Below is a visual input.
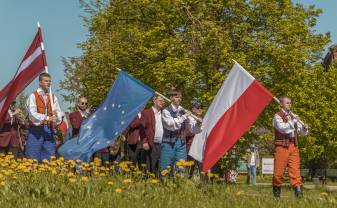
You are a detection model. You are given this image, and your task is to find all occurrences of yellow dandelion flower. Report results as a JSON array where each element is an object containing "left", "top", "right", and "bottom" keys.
[
  {"left": 185, "top": 161, "right": 195, "bottom": 167},
  {"left": 123, "top": 179, "right": 132, "bottom": 184},
  {"left": 107, "top": 181, "right": 114, "bottom": 186},
  {"left": 207, "top": 173, "right": 215, "bottom": 178},
  {"left": 236, "top": 191, "right": 244, "bottom": 196},
  {"left": 42, "top": 159, "right": 49, "bottom": 164},
  {"left": 69, "top": 178, "right": 76, "bottom": 183},
  {"left": 99, "top": 173, "right": 106, "bottom": 177},
  {"left": 67, "top": 172, "right": 75, "bottom": 178},
  {"left": 161, "top": 169, "right": 169, "bottom": 176},
  {"left": 115, "top": 188, "right": 123, "bottom": 193},
  {"left": 149, "top": 179, "right": 159, "bottom": 184},
  {"left": 81, "top": 176, "right": 89, "bottom": 182},
  {"left": 178, "top": 159, "right": 185, "bottom": 163},
  {"left": 320, "top": 192, "right": 329, "bottom": 197},
  {"left": 0, "top": 181, "right": 5, "bottom": 186}
]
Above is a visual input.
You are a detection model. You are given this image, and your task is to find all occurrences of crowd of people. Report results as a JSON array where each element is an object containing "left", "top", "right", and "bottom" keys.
[
  {"left": 0, "top": 72, "right": 204, "bottom": 177},
  {"left": 0, "top": 72, "right": 309, "bottom": 198}
]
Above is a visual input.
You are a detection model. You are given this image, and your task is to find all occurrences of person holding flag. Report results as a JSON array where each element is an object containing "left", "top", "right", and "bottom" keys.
[
  {"left": 160, "top": 88, "right": 202, "bottom": 174},
  {"left": 272, "top": 96, "right": 309, "bottom": 198},
  {"left": 26, "top": 73, "right": 63, "bottom": 162}
]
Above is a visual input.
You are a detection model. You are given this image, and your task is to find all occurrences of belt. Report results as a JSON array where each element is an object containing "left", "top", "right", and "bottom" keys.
[
  {"left": 288, "top": 137, "right": 296, "bottom": 144},
  {"left": 28, "top": 120, "right": 53, "bottom": 128}
]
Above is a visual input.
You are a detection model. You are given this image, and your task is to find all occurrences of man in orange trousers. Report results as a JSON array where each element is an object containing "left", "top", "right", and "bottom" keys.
[{"left": 272, "top": 96, "right": 308, "bottom": 198}]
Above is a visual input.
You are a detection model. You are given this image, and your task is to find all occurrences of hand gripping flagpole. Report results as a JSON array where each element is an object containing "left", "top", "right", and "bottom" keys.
[
  {"left": 231, "top": 59, "right": 306, "bottom": 126},
  {"left": 116, "top": 68, "right": 203, "bottom": 123},
  {"left": 38, "top": 22, "right": 55, "bottom": 114}
]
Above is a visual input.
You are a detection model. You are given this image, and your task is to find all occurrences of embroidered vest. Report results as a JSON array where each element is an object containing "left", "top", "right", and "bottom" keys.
[
  {"left": 33, "top": 91, "right": 54, "bottom": 117},
  {"left": 274, "top": 110, "right": 298, "bottom": 147}
]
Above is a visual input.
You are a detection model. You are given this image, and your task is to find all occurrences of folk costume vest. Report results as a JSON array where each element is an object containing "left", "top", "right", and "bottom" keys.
[
  {"left": 32, "top": 91, "right": 54, "bottom": 127},
  {"left": 162, "top": 105, "right": 186, "bottom": 143},
  {"left": 274, "top": 110, "right": 298, "bottom": 147}
]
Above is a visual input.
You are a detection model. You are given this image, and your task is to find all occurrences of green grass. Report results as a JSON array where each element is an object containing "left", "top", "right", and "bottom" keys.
[{"left": 0, "top": 173, "right": 336, "bottom": 208}]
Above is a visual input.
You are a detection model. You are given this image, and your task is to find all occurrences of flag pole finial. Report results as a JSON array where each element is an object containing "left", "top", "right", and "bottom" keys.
[{"left": 37, "top": 21, "right": 41, "bottom": 28}]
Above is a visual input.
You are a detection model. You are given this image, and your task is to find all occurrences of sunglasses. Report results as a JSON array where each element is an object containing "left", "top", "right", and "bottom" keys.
[{"left": 80, "top": 102, "right": 88, "bottom": 105}]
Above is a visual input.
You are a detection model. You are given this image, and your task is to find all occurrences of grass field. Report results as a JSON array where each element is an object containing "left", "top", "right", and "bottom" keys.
[{"left": 0, "top": 154, "right": 336, "bottom": 208}]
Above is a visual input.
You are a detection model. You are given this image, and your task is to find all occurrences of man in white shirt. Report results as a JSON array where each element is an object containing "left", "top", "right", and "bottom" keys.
[
  {"left": 272, "top": 96, "right": 308, "bottom": 198},
  {"left": 26, "top": 73, "right": 63, "bottom": 162},
  {"left": 160, "top": 89, "right": 202, "bottom": 174},
  {"left": 140, "top": 95, "right": 165, "bottom": 175}
]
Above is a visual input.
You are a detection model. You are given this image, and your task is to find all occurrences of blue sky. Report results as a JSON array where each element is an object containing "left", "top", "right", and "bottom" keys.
[
  {"left": 0, "top": 0, "right": 87, "bottom": 110},
  {"left": 0, "top": 0, "right": 336, "bottom": 110}
]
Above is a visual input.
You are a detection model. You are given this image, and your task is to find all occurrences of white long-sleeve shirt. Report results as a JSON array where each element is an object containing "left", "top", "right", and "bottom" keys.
[
  {"left": 26, "top": 88, "right": 63, "bottom": 126},
  {"left": 162, "top": 104, "right": 202, "bottom": 134},
  {"left": 152, "top": 107, "right": 164, "bottom": 143},
  {"left": 272, "top": 109, "right": 308, "bottom": 137},
  {"left": 187, "top": 115, "right": 203, "bottom": 134}
]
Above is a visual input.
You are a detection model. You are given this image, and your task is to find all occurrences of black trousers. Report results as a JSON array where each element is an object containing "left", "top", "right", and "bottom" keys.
[
  {"left": 128, "top": 142, "right": 144, "bottom": 167},
  {"left": 143, "top": 142, "right": 161, "bottom": 176},
  {"left": 0, "top": 146, "right": 20, "bottom": 158}
]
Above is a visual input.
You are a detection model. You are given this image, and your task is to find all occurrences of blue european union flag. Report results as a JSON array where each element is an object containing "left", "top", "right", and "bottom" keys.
[{"left": 58, "top": 71, "right": 155, "bottom": 162}]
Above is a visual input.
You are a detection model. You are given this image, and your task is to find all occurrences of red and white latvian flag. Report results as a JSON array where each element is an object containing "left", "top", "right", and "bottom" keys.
[
  {"left": 0, "top": 24, "right": 47, "bottom": 124},
  {"left": 189, "top": 61, "right": 274, "bottom": 172}
]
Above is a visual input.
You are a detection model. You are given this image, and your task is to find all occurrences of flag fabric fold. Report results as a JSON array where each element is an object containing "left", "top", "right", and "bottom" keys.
[
  {"left": 189, "top": 62, "right": 273, "bottom": 172},
  {"left": 0, "top": 27, "right": 46, "bottom": 124},
  {"left": 58, "top": 71, "right": 155, "bottom": 162}
]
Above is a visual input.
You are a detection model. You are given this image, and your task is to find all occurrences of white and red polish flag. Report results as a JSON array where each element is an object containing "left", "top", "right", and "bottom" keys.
[
  {"left": 0, "top": 25, "right": 47, "bottom": 124},
  {"left": 189, "top": 61, "right": 273, "bottom": 172}
]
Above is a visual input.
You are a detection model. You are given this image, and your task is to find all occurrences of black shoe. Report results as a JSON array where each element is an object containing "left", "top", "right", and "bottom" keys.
[
  {"left": 273, "top": 186, "right": 281, "bottom": 198},
  {"left": 294, "top": 185, "right": 303, "bottom": 198}
]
